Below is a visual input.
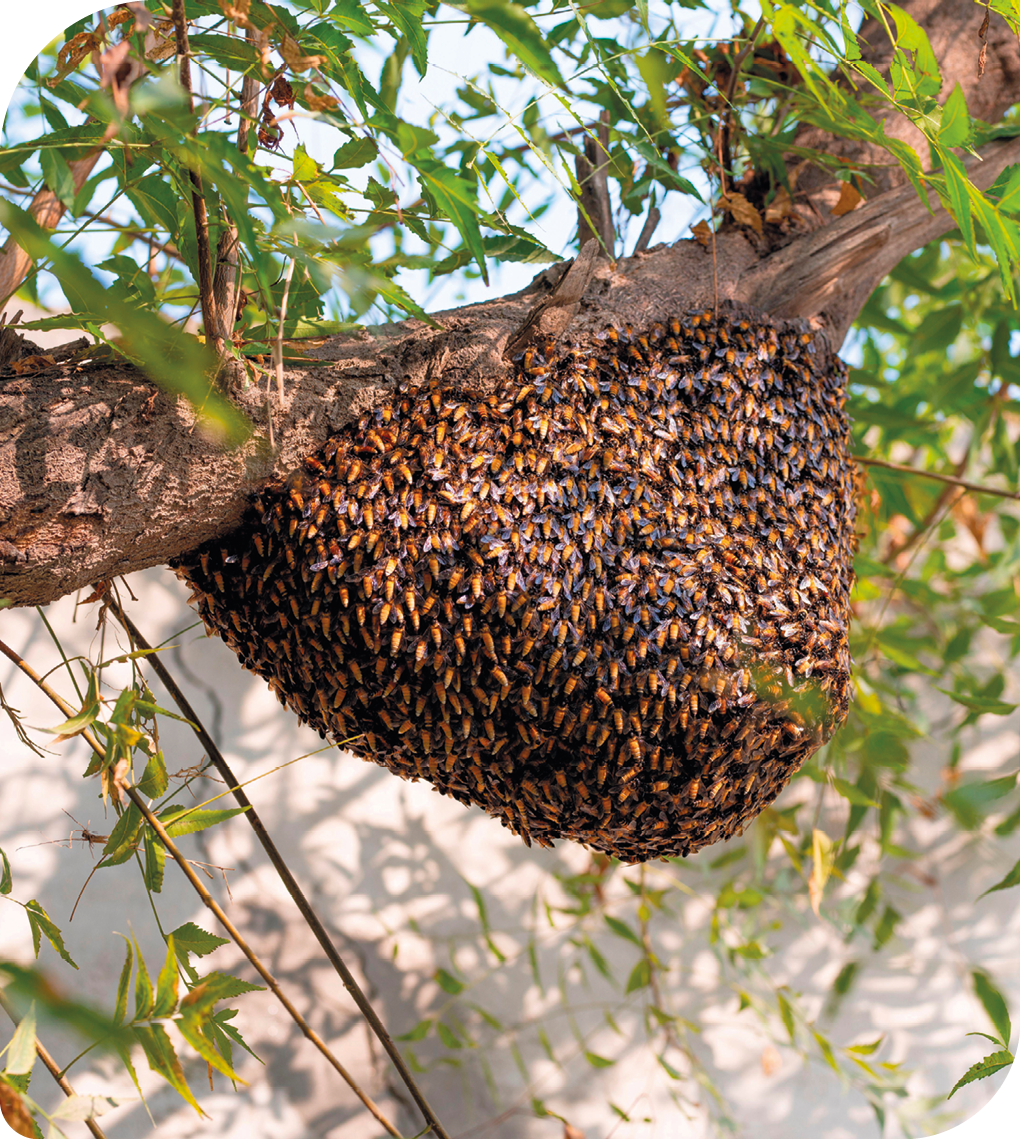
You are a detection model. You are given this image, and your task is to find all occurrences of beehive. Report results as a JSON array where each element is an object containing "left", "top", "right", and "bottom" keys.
[{"left": 173, "top": 309, "right": 856, "bottom": 861}]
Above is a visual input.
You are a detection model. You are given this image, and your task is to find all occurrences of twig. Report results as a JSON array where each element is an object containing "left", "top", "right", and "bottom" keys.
[
  {"left": 274, "top": 256, "right": 296, "bottom": 402},
  {"left": 632, "top": 199, "right": 660, "bottom": 256},
  {"left": 856, "top": 456, "right": 1019, "bottom": 503},
  {"left": 0, "top": 637, "right": 406, "bottom": 1139},
  {"left": 0, "top": 989, "right": 110, "bottom": 1139},
  {"left": 111, "top": 607, "right": 453, "bottom": 1139},
  {"left": 575, "top": 110, "right": 614, "bottom": 257},
  {"left": 170, "top": 0, "right": 219, "bottom": 353}
]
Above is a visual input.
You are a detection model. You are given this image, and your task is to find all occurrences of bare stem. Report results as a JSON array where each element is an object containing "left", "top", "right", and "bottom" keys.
[
  {"left": 0, "top": 989, "right": 110, "bottom": 1139},
  {"left": 856, "top": 455, "right": 1019, "bottom": 503},
  {"left": 171, "top": 0, "right": 219, "bottom": 354},
  {"left": 112, "top": 606, "right": 453, "bottom": 1139},
  {"left": 0, "top": 637, "right": 405, "bottom": 1139}
]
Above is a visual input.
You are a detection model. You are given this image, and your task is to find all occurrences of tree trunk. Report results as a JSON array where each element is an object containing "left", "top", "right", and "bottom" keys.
[{"left": 1, "top": 0, "right": 1017, "bottom": 609}]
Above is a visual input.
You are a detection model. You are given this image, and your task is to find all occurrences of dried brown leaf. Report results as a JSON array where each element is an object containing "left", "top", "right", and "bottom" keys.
[
  {"left": 720, "top": 191, "right": 763, "bottom": 235},
  {"left": 764, "top": 185, "right": 793, "bottom": 224},
  {"left": 0, "top": 1080, "right": 36, "bottom": 1138},
  {"left": 48, "top": 30, "right": 102, "bottom": 87},
  {"left": 563, "top": 1124, "right": 586, "bottom": 1139},
  {"left": 831, "top": 181, "right": 864, "bottom": 217},
  {"left": 691, "top": 219, "right": 711, "bottom": 247},
  {"left": 279, "top": 34, "right": 323, "bottom": 73},
  {"left": 302, "top": 87, "right": 340, "bottom": 112},
  {"left": 10, "top": 354, "right": 57, "bottom": 374}
]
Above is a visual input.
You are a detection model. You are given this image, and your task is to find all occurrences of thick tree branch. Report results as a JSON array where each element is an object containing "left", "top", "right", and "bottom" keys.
[
  {"left": 792, "top": 0, "right": 1020, "bottom": 216},
  {"left": 1, "top": 0, "right": 1017, "bottom": 610}
]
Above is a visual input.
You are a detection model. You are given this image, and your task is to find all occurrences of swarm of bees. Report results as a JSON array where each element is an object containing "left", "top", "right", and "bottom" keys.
[{"left": 174, "top": 310, "right": 856, "bottom": 861}]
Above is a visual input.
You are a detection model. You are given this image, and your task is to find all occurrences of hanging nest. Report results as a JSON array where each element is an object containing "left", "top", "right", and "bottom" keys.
[{"left": 173, "top": 308, "right": 856, "bottom": 862}]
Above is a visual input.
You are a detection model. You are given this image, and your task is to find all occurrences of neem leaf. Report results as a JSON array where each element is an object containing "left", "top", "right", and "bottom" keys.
[
  {"left": 25, "top": 900, "right": 78, "bottom": 969},
  {"left": 936, "top": 688, "right": 1018, "bottom": 716},
  {"left": 453, "top": 0, "right": 563, "bottom": 88},
  {"left": 981, "top": 857, "right": 1020, "bottom": 898},
  {"left": 0, "top": 846, "right": 11, "bottom": 895},
  {"left": 939, "top": 84, "right": 970, "bottom": 148},
  {"left": 948, "top": 1049, "right": 1013, "bottom": 1098},
  {"left": 170, "top": 922, "right": 229, "bottom": 959},
  {"left": 43, "top": 668, "right": 100, "bottom": 739},
  {"left": 5, "top": 1002, "right": 37, "bottom": 1076},
  {"left": 973, "top": 971, "right": 1012, "bottom": 1049},
  {"left": 157, "top": 806, "right": 249, "bottom": 838}
]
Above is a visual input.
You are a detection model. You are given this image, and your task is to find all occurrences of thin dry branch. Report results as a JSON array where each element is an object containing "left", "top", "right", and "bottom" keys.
[{"left": 857, "top": 455, "right": 1019, "bottom": 502}]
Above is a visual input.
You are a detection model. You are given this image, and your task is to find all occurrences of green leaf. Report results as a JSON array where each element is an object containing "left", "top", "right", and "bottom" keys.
[
  {"left": 332, "top": 137, "right": 378, "bottom": 169},
  {"left": 134, "top": 938, "right": 154, "bottom": 1021},
  {"left": 39, "top": 147, "right": 76, "bottom": 209},
  {"left": 812, "top": 1028, "right": 839, "bottom": 1072},
  {"left": 157, "top": 806, "right": 249, "bottom": 838},
  {"left": 777, "top": 991, "right": 795, "bottom": 1042},
  {"left": 4, "top": 1002, "right": 37, "bottom": 1076},
  {"left": 180, "top": 972, "right": 263, "bottom": 1012},
  {"left": 137, "top": 751, "right": 168, "bottom": 799},
  {"left": 936, "top": 688, "right": 1018, "bottom": 716},
  {"left": 0, "top": 846, "right": 11, "bottom": 895},
  {"left": 114, "top": 940, "right": 133, "bottom": 1025},
  {"left": 397, "top": 1019, "right": 432, "bottom": 1042},
  {"left": 133, "top": 1023, "right": 201, "bottom": 1112},
  {"left": 981, "top": 857, "right": 1020, "bottom": 897},
  {"left": 142, "top": 827, "right": 165, "bottom": 894},
  {"left": 170, "top": 923, "right": 229, "bottom": 961},
  {"left": 942, "top": 775, "right": 1017, "bottom": 829},
  {"left": 435, "top": 968, "right": 465, "bottom": 995},
  {"left": 377, "top": 1, "right": 429, "bottom": 76},
  {"left": 939, "top": 84, "right": 970, "bottom": 148},
  {"left": 25, "top": 901, "right": 77, "bottom": 969},
  {"left": 152, "top": 938, "right": 179, "bottom": 1018},
  {"left": 973, "top": 972, "right": 1012, "bottom": 1048},
  {"left": 948, "top": 1049, "right": 1013, "bottom": 1098},
  {"left": 43, "top": 668, "right": 100, "bottom": 739},
  {"left": 436, "top": 1021, "right": 462, "bottom": 1049},
  {"left": 605, "top": 915, "right": 642, "bottom": 945},
  {"left": 454, "top": 0, "right": 565, "bottom": 88},
  {"left": 831, "top": 777, "right": 879, "bottom": 808},
  {"left": 872, "top": 905, "right": 901, "bottom": 950},
  {"left": 625, "top": 959, "right": 652, "bottom": 993},
  {"left": 584, "top": 1050, "right": 615, "bottom": 1068},
  {"left": 846, "top": 1036, "right": 884, "bottom": 1056},
  {"left": 98, "top": 803, "right": 144, "bottom": 868}
]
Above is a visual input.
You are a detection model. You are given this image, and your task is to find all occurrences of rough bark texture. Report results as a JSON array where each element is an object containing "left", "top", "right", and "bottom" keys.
[{"left": 1, "top": 0, "right": 1017, "bottom": 608}]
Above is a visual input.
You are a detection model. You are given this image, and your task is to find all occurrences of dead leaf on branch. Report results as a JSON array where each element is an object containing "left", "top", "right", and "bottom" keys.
[
  {"left": 48, "top": 30, "right": 102, "bottom": 86},
  {"left": 691, "top": 219, "right": 711, "bottom": 247},
  {"left": 719, "top": 191, "right": 763, "bottom": 235},
  {"left": 563, "top": 1124, "right": 586, "bottom": 1139},
  {"left": 765, "top": 185, "right": 794, "bottom": 224},
  {"left": 302, "top": 86, "right": 340, "bottom": 112},
  {"left": 279, "top": 33, "right": 324, "bottom": 73},
  {"left": 9, "top": 354, "right": 57, "bottom": 374},
  {"left": 0, "top": 1081, "right": 36, "bottom": 1139},
  {"left": 831, "top": 181, "right": 864, "bottom": 217}
]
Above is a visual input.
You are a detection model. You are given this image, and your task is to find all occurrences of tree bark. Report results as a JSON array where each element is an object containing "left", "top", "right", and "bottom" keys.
[{"left": 1, "top": 0, "right": 1017, "bottom": 609}]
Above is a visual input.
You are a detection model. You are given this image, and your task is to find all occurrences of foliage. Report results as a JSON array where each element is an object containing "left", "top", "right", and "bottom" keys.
[{"left": 1, "top": 0, "right": 1019, "bottom": 1136}]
